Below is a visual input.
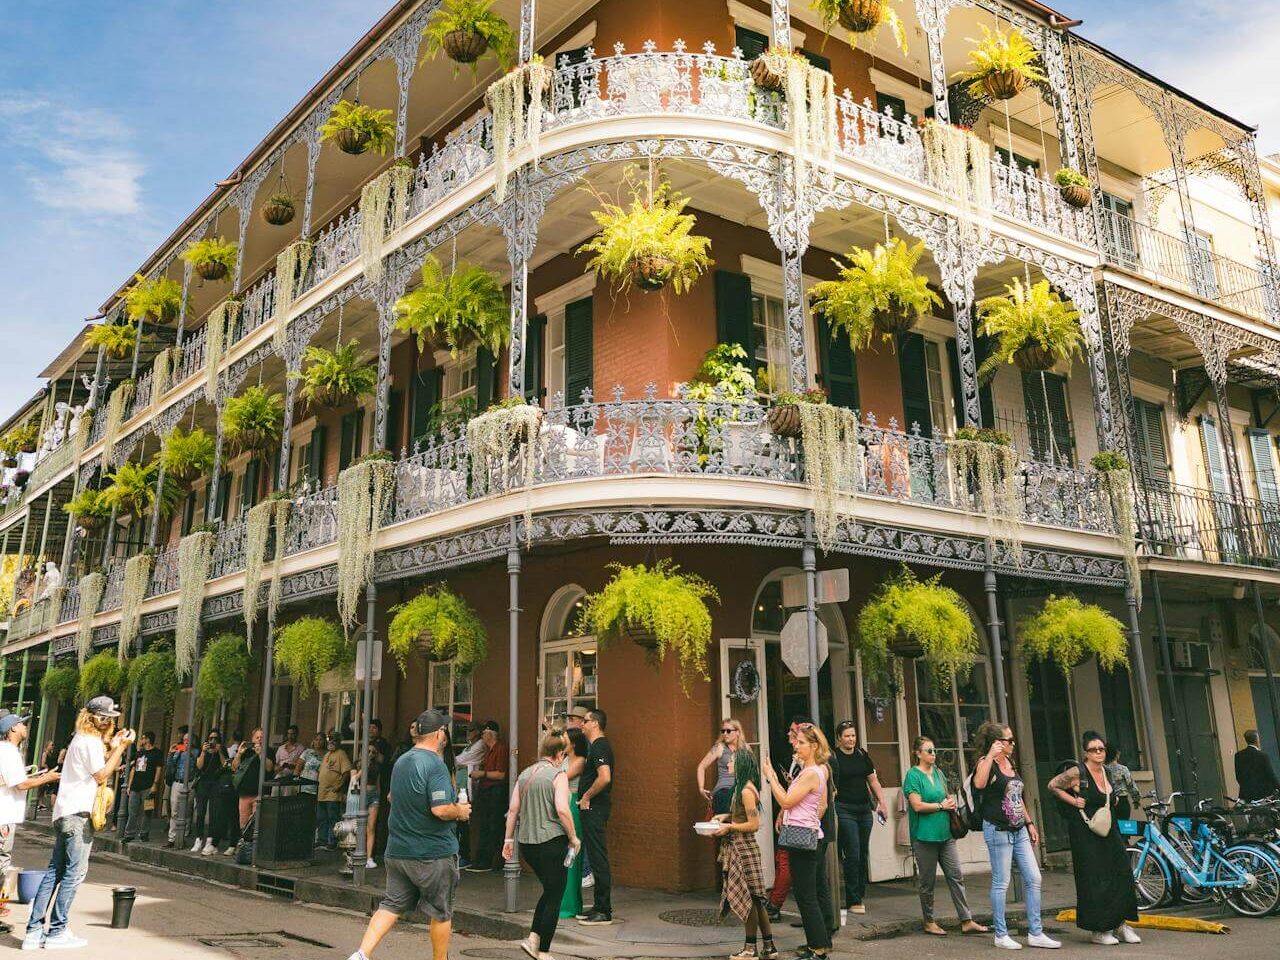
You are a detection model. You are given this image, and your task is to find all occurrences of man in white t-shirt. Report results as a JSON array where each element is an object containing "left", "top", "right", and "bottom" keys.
[
  {"left": 22, "top": 697, "right": 133, "bottom": 952},
  {"left": 0, "top": 714, "right": 59, "bottom": 932}
]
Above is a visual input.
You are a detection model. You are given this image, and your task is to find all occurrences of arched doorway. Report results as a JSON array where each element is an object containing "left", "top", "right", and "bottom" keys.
[{"left": 538, "top": 585, "right": 598, "bottom": 723}]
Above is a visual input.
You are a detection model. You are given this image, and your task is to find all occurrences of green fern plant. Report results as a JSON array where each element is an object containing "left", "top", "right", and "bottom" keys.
[
  {"left": 1, "top": 422, "right": 39, "bottom": 457},
  {"left": 180, "top": 237, "right": 238, "bottom": 278},
  {"left": 160, "top": 427, "right": 215, "bottom": 484},
  {"left": 423, "top": 0, "right": 517, "bottom": 74},
  {"left": 274, "top": 617, "right": 351, "bottom": 697},
  {"left": 1053, "top": 168, "right": 1089, "bottom": 188},
  {"left": 101, "top": 459, "right": 183, "bottom": 519},
  {"left": 41, "top": 664, "right": 80, "bottom": 704},
  {"left": 223, "top": 386, "right": 285, "bottom": 455},
  {"left": 86, "top": 321, "right": 138, "bottom": 360},
  {"left": 195, "top": 633, "right": 255, "bottom": 714},
  {"left": 394, "top": 255, "right": 509, "bottom": 356},
  {"left": 127, "top": 646, "right": 180, "bottom": 708},
  {"left": 64, "top": 488, "right": 112, "bottom": 529},
  {"left": 976, "top": 278, "right": 1083, "bottom": 382},
  {"left": 1091, "top": 451, "right": 1130, "bottom": 473},
  {"left": 956, "top": 25, "right": 1046, "bottom": 99},
  {"left": 387, "top": 584, "right": 488, "bottom": 674},
  {"left": 808, "top": 238, "right": 941, "bottom": 347},
  {"left": 79, "top": 651, "right": 127, "bottom": 700},
  {"left": 293, "top": 341, "right": 378, "bottom": 408},
  {"left": 1017, "top": 595, "right": 1129, "bottom": 682},
  {"left": 320, "top": 100, "right": 396, "bottom": 156},
  {"left": 125, "top": 273, "right": 183, "bottom": 324}
]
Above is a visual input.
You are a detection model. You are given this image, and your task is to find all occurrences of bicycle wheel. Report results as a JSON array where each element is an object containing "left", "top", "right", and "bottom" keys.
[
  {"left": 1129, "top": 845, "right": 1170, "bottom": 910},
  {"left": 1217, "top": 844, "right": 1280, "bottom": 917}
]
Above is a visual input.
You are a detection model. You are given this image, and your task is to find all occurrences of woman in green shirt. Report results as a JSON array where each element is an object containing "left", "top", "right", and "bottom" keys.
[{"left": 903, "top": 737, "right": 987, "bottom": 936}]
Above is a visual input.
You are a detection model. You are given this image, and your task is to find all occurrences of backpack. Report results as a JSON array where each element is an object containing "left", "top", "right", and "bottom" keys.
[{"left": 957, "top": 772, "right": 983, "bottom": 832}]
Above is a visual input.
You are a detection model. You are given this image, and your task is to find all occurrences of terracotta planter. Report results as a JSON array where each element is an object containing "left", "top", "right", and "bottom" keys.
[
  {"left": 838, "top": 0, "right": 884, "bottom": 32},
  {"left": 262, "top": 198, "right": 295, "bottom": 226},
  {"left": 76, "top": 514, "right": 105, "bottom": 534},
  {"left": 767, "top": 404, "right": 804, "bottom": 438},
  {"left": 443, "top": 29, "right": 489, "bottom": 64},
  {"left": 630, "top": 254, "right": 674, "bottom": 292},
  {"left": 619, "top": 621, "right": 659, "bottom": 650},
  {"left": 1059, "top": 183, "right": 1091, "bottom": 209},
  {"left": 334, "top": 126, "right": 372, "bottom": 155},
  {"left": 872, "top": 306, "right": 917, "bottom": 336},
  {"left": 750, "top": 57, "right": 784, "bottom": 92},
  {"left": 982, "top": 70, "right": 1026, "bottom": 101},
  {"left": 1013, "top": 341, "right": 1057, "bottom": 372},
  {"left": 194, "top": 260, "right": 229, "bottom": 282}
]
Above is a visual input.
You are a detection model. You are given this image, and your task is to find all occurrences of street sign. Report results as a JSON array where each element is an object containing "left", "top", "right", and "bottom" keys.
[
  {"left": 354, "top": 640, "right": 383, "bottom": 682},
  {"left": 781, "top": 569, "right": 850, "bottom": 608},
  {"left": 780, "top": 612, "right": 828, "bottom": 676}
]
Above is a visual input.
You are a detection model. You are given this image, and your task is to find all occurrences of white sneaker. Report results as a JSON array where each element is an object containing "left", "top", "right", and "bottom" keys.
[
  {"left": 1115, "top": 926, "right": 1141, "bottom": 944},
  {"left": 365, "top": 858, "right": 377, "bottom": 869},
  {"left": 20, "top": 931, "right": 44, "bottom": 951},
  {"left": 44, "top": 931, "right": 89, "bottom": 950},
  {"left": 202, "top": 841, "right": 216, "bottom": 856},
  {"left": 346, "top": 952, "right": 369, "bottom": 960},
  {"left": 190, "top": 839, "right": 203, "bottom": 852},
  {"left": 223, "top": 846, "right": 236, "bottom": 856},
  {"left": 1091, "top": 932, "right": 1119, "bottom": 946},
  {"left": 994, "top": 935, "right": 1023, "bottom": 950},
  {"left": 1028, "top": 933, "right": 1061, "bottom": 949}
]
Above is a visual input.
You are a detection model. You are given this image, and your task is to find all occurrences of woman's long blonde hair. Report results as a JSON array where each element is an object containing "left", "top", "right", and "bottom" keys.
[
  {"left": 794, "top": 723, "right": 831, "bottom": 765},
  {"left": 74, "top": 709, "right": 115, "bottom": 742}
]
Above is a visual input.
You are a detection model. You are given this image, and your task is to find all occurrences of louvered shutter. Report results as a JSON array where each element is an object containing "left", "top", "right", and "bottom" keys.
[
  {"left": 898, "top": 333, "right": 932, "bottom": 435},
  {"left": 1250, "top": 430, "right": 1280, "bottom": 504},
  {"left": 242, "top": 459, "right": 261, "bottom": 512},
  {"left": 410, "top": 368, "right": 442, "bottom": 451},
  {"left": 1022, "top": 371, "right": 1075, "bottom": 465},
  {"left": 339, "top": 410, "right": 365, "bottom": 471},
  {"left": 1133, "top": 400, "right": 1170, "bottom": 487},
  {"left": 270, "top": 449, "right": 281, "bottom": 493},
  {"left": 714, "top": 271, "right": 754, "bottom": 363},
  {"left": 564, "top": 297, "right": 594, "bottom": 405},
  {"left": 308, "top": 425, "right": 327, "bottom": 487},
  {"left": 814, "top": 310, "right": 858, "bottom": 410},
  {"left": 181, "top": 492, "right": 195, "bottom": 536},
  {"left": 385, "top": 388, "right": 403, "bottom": 454},
  {"left": 475, "top": 347, "right": 496, "bottom": 411},
  {"left": 734, "top": 26, "right": 768, "bottom": 61},
  {"left": 946, "top": 338, "right": 965, "bottom": 428},
  {"left": 524, "top": 315, "right": 546, "bottom": 403},
  {"left": 1199, "top": 414, "right": 1229, "bottom": 495},
  {"left": 975, "top": 333, "right": 995, "bottom": 427},
  {"left": 216, "top": 471, "right": 231, "bottom": 522}
]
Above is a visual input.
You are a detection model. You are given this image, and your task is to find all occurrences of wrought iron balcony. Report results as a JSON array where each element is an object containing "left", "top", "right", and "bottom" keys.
[{"left": 1138, "top": 478, "right": 1280, "bottom": 568}]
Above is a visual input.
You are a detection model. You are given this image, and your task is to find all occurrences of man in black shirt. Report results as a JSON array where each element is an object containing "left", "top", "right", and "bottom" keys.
[
  {"left": 578, "top": 708, "right": 615, "bottom": 925},
  {"left": 1235, "top": 729, "right": 1280, "bottom": 801},
  {"left": 124, "top": 731, "right": 164, "bottom": 843}
]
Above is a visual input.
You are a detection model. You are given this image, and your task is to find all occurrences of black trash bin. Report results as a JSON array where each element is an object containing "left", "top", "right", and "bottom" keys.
[
  {"left": 111, "top": 887, "right": 136, "bottom": 929},
  {"left": 256, "top": 778, "right": 317, "bottom": 868}
]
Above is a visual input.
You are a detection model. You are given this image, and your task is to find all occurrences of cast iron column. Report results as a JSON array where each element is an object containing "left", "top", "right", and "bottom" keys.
[
  {"left": 802, "top": 514, "right": 820, "bottom": 720},
  {"left": 504, "top": 518, "right": 522, "bottom": 911}
]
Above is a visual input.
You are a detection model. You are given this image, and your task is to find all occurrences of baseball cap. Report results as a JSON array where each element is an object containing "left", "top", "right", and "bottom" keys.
[
  {"left": 413, "top": 709, "right": 449, "bottom": 736},
  {"left": 0, "top": 714, "right": 30, "bottom": 735},
  {"left": 482, "top": 720, "right": 501, "bottom": 733},
  {"left": 563, "top": 706, "right": 589, "bottom": 720},
  {"left": 86, "top": 696, "right": 121, "bottom": 718}
]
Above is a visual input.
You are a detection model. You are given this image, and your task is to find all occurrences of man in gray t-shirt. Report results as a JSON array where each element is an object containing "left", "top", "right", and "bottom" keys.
[{"left": 347, "top": 710, "right": 471, "bottom": 960}]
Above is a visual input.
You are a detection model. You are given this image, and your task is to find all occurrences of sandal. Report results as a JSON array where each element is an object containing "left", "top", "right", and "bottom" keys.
[
  {"left": 961, "top": 920, "right": 989, "bottom": 934},
  {"left": 924, "top": 922, "right": 947, "bottom": 936}
]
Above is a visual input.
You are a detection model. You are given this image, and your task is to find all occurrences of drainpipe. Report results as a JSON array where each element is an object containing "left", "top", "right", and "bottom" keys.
[
  {"left": 1249, "top": 582, "right": 1280, "bottom": 756},
  {"left": 504, "top": 517, "right": 522, "bottom": 912},
  {"left": 1149, "top": 573, "right": 1187, "bottom": 799},
  {"left": 802, "top": 514, "right": 820, "bottom": 721},
  {"left": 984, "top": 556, "right": 1010, "bottom": 727},
  {"left": 352, "top": 581, "right": 377, "bottom": 888},
  {"left": 1124, "top": 581, "right": 1165, "bottom": 798}
]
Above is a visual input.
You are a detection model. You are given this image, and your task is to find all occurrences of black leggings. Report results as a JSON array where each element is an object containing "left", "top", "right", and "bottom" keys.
[
  {"left": 523, "top": 835, "right": 570, "bottom": 951},
  {"left": 788, "top": 845, "right": 833, "bottom": 950}
]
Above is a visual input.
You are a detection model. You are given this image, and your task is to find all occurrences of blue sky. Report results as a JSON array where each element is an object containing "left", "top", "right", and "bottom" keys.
[{"left": 0, "top": 0, "right": 1275, "bottom": 415}]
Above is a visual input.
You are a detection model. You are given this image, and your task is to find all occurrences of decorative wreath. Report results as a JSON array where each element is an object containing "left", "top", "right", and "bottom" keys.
[{"left": 731, "top": 659, "right": 761, "bottom": 703}]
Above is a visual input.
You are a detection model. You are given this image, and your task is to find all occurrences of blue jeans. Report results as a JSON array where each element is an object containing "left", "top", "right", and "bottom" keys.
[
  {"left": 836, "top": 803, "right": 874, "bottom": 907},
  {"left": 317, "top": 800, "right": 341, "bottom": 847},
  {"left": 982, "top": 822, "right": 1042, "bottom": 938},
  {"left": 26, "top": 814, "right": 95, "bottom": 939}
]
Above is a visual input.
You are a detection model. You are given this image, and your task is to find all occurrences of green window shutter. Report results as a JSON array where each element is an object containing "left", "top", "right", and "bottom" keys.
[
  {"left": 385, "top": 388, "right": 403, "bottom": 454},
  {"left": 564, "top": 297, "right": 594, "bottom": 405},
  {"left": 181, "top": 492, "right": 195, "bottom": 536},
  {"left": 800, "top": 49, "right": 830, "bottom": 73},
  {"left": 714, "top": 271, "right": 754, "bottom": 361},
  {"left": 1133, "top": 400, "right": 1170, "bottom": 487},
  {"left": 875, "top": 92, "right": 910, "bottom": 123},
  {"left": 1021, "top": 371, "right": 1075, "bottom": 465},
  {"left": 734, "top": 26, "right": 768, "bottom": 61},
  {"left": 898, "top": 333, "right": 932, "bottom": 436},
  {"left": 815, "top": 310, "right": 859, "bottom": 410},
  {"left": 1250, "top": 429, "right": 1280, "bottom": 505},
  {"left": 216, "top": 471, "right": 231, "bottom": 522},
  {"left": 975, "top": 334, "right": 995, "bottom": 427},
  {"left": 308, "top": 425, "right": 327, "bottom": 487},
  {"left": 1199, "top": 414, "right": 1229, "bottom": 495},
  {"left": 524, "top": 315, "right": 546, "bottom": 403},
  {"left": 339, "top": 410, "right": 365, "bottom": 471},
  {"left": 945, "top": 338, "right": 964, "bottom": 430},
  {"left": 410, "top": 368, "right": 442, "bottom": 450},
  {"left": 475, "top": 347, "right": 496, "bottom": 411},
  {"left": 269, "top": 449, "right": 281, "bottom": 493},
  {"left": 242, "top": 460, "right": 261, "bottom": 512}
]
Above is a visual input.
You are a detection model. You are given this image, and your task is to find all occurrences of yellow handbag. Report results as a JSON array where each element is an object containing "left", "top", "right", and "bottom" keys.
[{"left": 90, "top": 783, "right": 114, "bottom": 831}]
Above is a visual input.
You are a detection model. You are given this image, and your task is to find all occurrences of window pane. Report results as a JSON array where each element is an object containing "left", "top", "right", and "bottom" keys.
[
  {"left": 924, "top": 340, "right": 947, "bottom": 434},
  {"left": 862, "top": 668, "right": 901, "bottom": 785}
]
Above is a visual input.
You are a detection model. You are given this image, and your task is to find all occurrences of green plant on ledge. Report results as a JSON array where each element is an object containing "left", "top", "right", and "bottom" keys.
[
  {"left": 856, "top": 565, "right": 979, "bottom": 690},
  {"left": 86, "top": 320, "right": 138, "bottom": 361},
  {"left": 580, "top": 560, "right": 720, "bottom": 693},
  {"left": 160, "top": 426, "right": 216, "bottom": 485},
  {"left": 1, "top": 422, "right": 39, "bottom": 459},
  {"left": 394, "top": 255, "right": 510, "bottom": 357},
  {"left": 180, "top": 237, "right": 238, "bottom": 282},
  {"left": 321, "top": 99, "right": 396, "bottom": 156},
  {"left": 423, "top": 0, "right": 517, "bottom": 74},
  {"left": 125, "top": 273, "right": 183, "bottom": 325},
  {"left": 223, "top": 386, "right": 285, "bottom": 455},
  {"left": 195, "top": 633, "right": 254, "bottom": 714},
  {"left": 1053, "top": 168, "right": 1092, "bottom": 209},
  {"left": 79, "top": 651, "right": 126, "bottom": 700},
  {"left": 952, "top": 426, "right": 1011, "bottom": 446},
  {"left": 293, "top": 341, "right": 378, "bottom": 409},
  {"left": 41, "top": 664, "right": 80, "bottom": 704},
  {"left": 1016, "top": 595, "right": 1129, "bottom": 682},
  {"left": 64, "top": 488, "right": 111, "bottom": 532},
  {"left": 955, "top": 25, "right": 1046, "bottom": 101},
  {"left": 127, "top": 645, "right": 180, "bottom": 709},
  {"left": 976, "top": 278, "right": 1082, "bottom": 383},
  {"left": 388, "top": 584, "right": 488, "bottom": 675},
  {"left": 811, "top": 0, "right": 908, "bottom": 54},
  {"left": 809, "top": 238, "right": 941, "bottom": 346},
  {"left": 101, "top": 459, "right": 183, "bottom": 520},
  {"left": 274, "top": 616, "right": 351, "bottom": 697}
]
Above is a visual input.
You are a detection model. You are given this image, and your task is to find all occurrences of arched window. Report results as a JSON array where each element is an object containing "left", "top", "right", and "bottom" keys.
[
  {"left": 912, "top": 597, "right": 992, "bottom": 785},
  {"left": 540, "top": 585, "right": 596, "bottom": 723}
]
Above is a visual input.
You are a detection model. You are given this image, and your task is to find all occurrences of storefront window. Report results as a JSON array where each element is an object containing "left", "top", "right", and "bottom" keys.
[
  {"left": 429, "top": 659, "right": 473, "bottom": 759},
  {"left": 541, "top": 587, "right": 597, "bottom": 723},
  {"left": 915, "top": 657, "right": 991, "bottom": 787}
]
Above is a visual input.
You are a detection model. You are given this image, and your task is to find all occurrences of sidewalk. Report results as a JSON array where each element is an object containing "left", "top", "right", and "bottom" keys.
[{"left": 20, "top": 818, "right": 1078, "bottom": 957}]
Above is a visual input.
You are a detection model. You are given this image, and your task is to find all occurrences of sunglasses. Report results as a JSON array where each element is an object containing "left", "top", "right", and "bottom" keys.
[
  {"left": 721, "top": 728, "right": 736, "bottom": 734},
  {"left": 1085, "top": 745, "right": 1106, "bottom": 753},
  {"left": 921, "top": 747, "right": 936, "bottom": 754}
]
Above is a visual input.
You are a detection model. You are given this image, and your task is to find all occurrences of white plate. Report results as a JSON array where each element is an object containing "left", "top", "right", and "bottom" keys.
[{"left": 693, "top": 821, "right": 721, "bottom": 836}]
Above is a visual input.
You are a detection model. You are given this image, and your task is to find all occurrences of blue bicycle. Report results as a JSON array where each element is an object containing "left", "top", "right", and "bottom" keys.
[{"left": 1122, "top": 792, "right": 1280, "bottom": 917}]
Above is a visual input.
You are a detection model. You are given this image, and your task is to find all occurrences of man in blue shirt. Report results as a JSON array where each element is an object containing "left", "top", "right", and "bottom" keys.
[{"left": 348, "top": 709, "right": 471, "bottom": 960}]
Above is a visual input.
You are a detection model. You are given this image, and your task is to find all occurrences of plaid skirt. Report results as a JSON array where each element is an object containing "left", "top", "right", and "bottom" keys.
[{"left": 719, "top": 830, "right": 766, "bottom": 921}]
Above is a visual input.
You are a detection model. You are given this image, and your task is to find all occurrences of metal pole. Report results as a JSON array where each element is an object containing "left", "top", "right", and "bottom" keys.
[
  {"left": 28, "top": 641, "right": 52, "bottom": 805},
  {"left": 1124, "top": 581, "right": 1165, "bottom": 798},
  {"left": 15, "top": 650, "right": 30, "bottom": 719},
  {"left": 504, "top": 518, "right": 522, "bottom": 912},
  {"left": 802, "top": 514, "right": 820, "bottom": 720},
  {"left": 0, "top": 657, "right": 7, "bottom": 710},
  {"left": 252, "top": 616, "right": 274, "bottom": 861},
  {"left": 1249, "top": 582, "right": 1280, "bottom": 755},
  {"left": 353, "top": 580, "right": 376, "bottom": 887},
  {"left": 177, "top": 623, "right": 202, "bottom": 850},
  {"left": 985, "top": 561, "right": 1010, "bottom": 726},
  {"left": 1148, "top": 572, "right": 1186, "bottom": 797}
]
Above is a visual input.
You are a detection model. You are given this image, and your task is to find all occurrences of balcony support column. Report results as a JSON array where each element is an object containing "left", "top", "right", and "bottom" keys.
[
  {"left": 1149, "top": 572, "right": 1188, "bottom": 795},
  {"left": 1202, "top": 339, "right": 1254, "bottom": 557},
  {"left": 374, "top": 287, "right": 398, "bottom": 450},
  {"left": 206, "top": 407, "right": 226, "bottom": 524},
  {"left": 1248, "top": 581, "right": 1280, "bottom": 764},
  {"left": 914, "top": 0, "right": 951, "bottom": 125},
  {"left": 771, "top": 156, "right": 810, "bottom": 391},
  {"left": 769, "top": 0, "right": 791, "bottom": 51},
  {"left": 501, "top": 172, "right": 536, "bottom": 400},
  {"left": 952, "top": 298, "right": 981, "bottom": 428},
  {"left": 518, "top": 0, "right": 537, "bottom": 63},
  {"left": 278, "top": 373, "right": 299, "bottom": 492},
  {"left": 504, "top": 517, "right": 522, "bottom": 911},
  {"left": 1156, "top": 95, "right": 1201, "bottom": 266},
  {"left": 175, "top": 262, "right": 193, "bottom": 353},
  {"left": 1123, "top": 580, "right": 1165, "bottom": 799},
  {"left": 983, "top": 562, "right": 1008, "bottom": 726}
]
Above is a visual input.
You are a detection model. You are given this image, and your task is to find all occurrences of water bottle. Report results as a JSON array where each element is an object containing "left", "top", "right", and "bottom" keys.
[
  {"left": 564, "top": 844, "right": 579, "bottom": 868},
  {"left": 458, "top": 787, "right": 468, "bottom": 805}
]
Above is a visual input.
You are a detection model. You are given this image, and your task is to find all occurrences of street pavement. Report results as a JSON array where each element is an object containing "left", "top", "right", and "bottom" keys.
[{"left": 4, "top": 836, "right": 1279, "bottom": 959}]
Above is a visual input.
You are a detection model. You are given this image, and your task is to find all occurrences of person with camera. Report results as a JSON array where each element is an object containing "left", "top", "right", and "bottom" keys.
[{"left": 191, "top": 730, "right": 231, "bottom": 855}]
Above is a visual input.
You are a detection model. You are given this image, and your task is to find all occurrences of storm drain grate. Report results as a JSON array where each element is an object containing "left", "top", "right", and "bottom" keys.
[
  {"left": 658, "top": 908, "right": 725, "bottom": 927},
  {"left": 199, "top": 935, "right": 283, "bottom": 949},
  {"left": 255, "top": 873, "right": 296, "bottom": 898}
]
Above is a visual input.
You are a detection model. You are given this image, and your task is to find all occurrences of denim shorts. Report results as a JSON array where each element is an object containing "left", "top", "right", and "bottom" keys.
[{"left": 381, "top": 855, "right": 459, "bottom": 920}]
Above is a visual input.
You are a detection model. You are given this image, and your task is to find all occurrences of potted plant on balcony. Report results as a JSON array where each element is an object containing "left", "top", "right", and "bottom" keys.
[
  {"left": 976, "top": 277, "right": 1083, "bottom": 380},
  {"left": 680, "top": 344, "right": 758, "bottom": 468},
  {"left": 388, "top": 583, "right": 488, "bottom": 673},
  {"left": 12, "top": 421, "right": 38, "bottom": 455},
  {"left": 86, "top": 320, "right": 138, "bottom": 361},
  {"left": 159, "top": 426, "right": 215, "bottom": 486},
  {"left": 321, "top": 99, "right": 396, "bottom": 156},
  {"left": 394, "top": 255, "right": 510, "bottom": 356},
  {"left": 812, "top": 0, "right": 908, "bottom": 53},
  {"left": 856, "top": 565, "right": 979, "bottom": 689},
  {"left": 125, "top": 273, "right": 183, "bottom": 325},
  {"left": 274, "top": 616, "right": 351, "bottom": 697},
  {"left": 767, "top": 387, "right": 829, "bottom": 438},
  {"left": 101, "top": 459, "right": 182, "bottom": 521},
  {"left": 581, "top": 560, "right": 720, "bottom": 693},
  {"left": 1017, "top": 595, "right": 1128, "bottom": 682},
  {"left": 1053, "top": 168, "right": 1091, "bottom": 209},
  {"left": 809, "top": 237, "right": 942, "bottom": 342},
  {"left": 423, "top": 0, "right": 517, "bottom": 73},
  {"left": 261, "top": 192, "right": 295, "bottom": 226},
  {"left": 40, "top": 663, "right": 80, "bottom": 705},
  {"left": 956, "top": 25, "right": 1046, "bottom": 101},
  {"left": 127, "top": 645, "right": 180, "bottom": 710},
  {"left": 578, "top": 172, "right": 713, "bottom": 295},
  {"left": 64, "top": 488, "right": 111, "bottom": 533},
  {"left": 222, "top": 386, "right": 285, "bottom": 456},
  {"left": 195, "top": 633, "right": 255, "bottom": 710},
  {"left": 180, "top": 236, "right": 238, "bottom": 282},
  {"left": 1092, "top": 450, "right": 1138, "bottom": 590},
  {"left": 947, "top": 425, "right": 1022, "bottom": 557},
  {"left": 294, "top": 341, "right": 378, "bottom": 408},
  {"left": 79, "top": 651, "right": 126, "bottom": 700}
]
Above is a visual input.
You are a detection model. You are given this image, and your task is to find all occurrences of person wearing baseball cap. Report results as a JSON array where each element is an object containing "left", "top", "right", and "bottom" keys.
[
  {"left": 347, "top": 709, "right": 471, "bottom": 960},
  {"left": 561, "top": 706, "right": 589, "bottom": 731},
  {"left": 0, "top": 714, "right": 58, "bottom": 932},
  {"left": 23, "top": 698, "right": 133, "bottom": 951}
]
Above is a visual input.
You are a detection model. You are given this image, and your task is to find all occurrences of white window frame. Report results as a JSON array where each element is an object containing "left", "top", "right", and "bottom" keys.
[
  {"left": 438, "top": 346, "right": 480, "bottom": 403},
  {"left": 727, "top": 0, "right": 806, "bottom": 48},
  {"left": 534, "top": 273, "right": 596, "bottom": 404},
  {"left": 538, "top": 585, "right": 598, "bottom": 723},
  {"left": 428, "top": 659, "right": 474, "bottom": 760}
]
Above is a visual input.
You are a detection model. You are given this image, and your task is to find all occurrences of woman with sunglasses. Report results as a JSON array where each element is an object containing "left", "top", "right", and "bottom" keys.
[
  {"left": 1046, "top": 732, "right": 1140, "bottom": 946},
  {"left": 972, "top": 721, "right": 1059, "bottom": 950},
  {"left": 830, "top": 720, "right": 887, "bottom": 915},
  {"left": 697, "top": 719, "right": 744, "bottom": 815},
  {"left": 904, "top": 736, "right": 987, "bottom": 936}
]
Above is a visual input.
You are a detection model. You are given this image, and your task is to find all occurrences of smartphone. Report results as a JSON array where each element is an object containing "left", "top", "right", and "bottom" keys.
[{"left": 876, "top": 811, "right": 887, "bottom": 826}]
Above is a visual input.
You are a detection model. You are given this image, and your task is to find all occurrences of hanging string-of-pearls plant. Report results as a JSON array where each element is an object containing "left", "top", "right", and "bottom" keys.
[
  {"left": 273, "top": 241, "right": 313, "bottom": 350},
  {"left": 486, "top": 58, "right": 552, "bottom": 204},
  {"left": 205, "top": 298, "right": 242, "bottom": 402},
  {"left": 336, "top": 458, "right": 396, "bottom": 629},
  {"left": 75, "top": 571, "right": 105, "bottom": 665},
  {"left": 466, "top": 403, "right": 544, "bottom": 539},
  {"left": 758, "top": 51, "right": 836, "bottom": 207},
  {"left": 151, "top": 347, "right": 172, "bottom": 408},
  {"left": 795, "top": 403, "right": 860, "bottom": 552},
  {"left": 119, "top": 552, "right": 153, "bottom": 660},
  {"left": 947, "top": 436, "right": 1022, "bottom": 563},
  {"left": 242, "top": 498, "right": 274, "bottom": 633},
  {"left": 1099, "top": 465, "right": 1139, "bottom": 604},
  {"left": 266, "top": 497, "right": 291, "bottom": 625},
  {"left": 359, "top": 162, "right": 413, "bottom": 283},
  {"left": 72, "top": 410, "right": 94, "bottom": 467},
  {"left": 175, "top": 530, "right": 216, "bottom": 676},
  {"left": 101, "top": 380, "right": 135, "bottom": 466},
  {"left": 921, "top": 122, "right": 992, "bottom": 244}
]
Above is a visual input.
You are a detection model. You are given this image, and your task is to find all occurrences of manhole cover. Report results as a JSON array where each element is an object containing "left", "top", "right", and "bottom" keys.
[
  {"left": 199, "top": 935, "right": 283, "bottom": 949},
  {"left": 658, "top": 908, "right": 725, "bottom": 927}
]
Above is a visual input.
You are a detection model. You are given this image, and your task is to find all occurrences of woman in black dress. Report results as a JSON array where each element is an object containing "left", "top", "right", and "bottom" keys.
[{"left": 1047, "top": 731, "right": 1141, "bottom": 946}]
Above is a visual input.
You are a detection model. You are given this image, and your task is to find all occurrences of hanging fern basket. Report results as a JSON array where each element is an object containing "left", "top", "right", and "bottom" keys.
[
  {"left": 983, "top": 70, "right": 1026, "bottom": 101},
  {"left": 335, "top": 127, "right": 372, "bottom": 155},
  {"left": 1059, "top": 183, "right": 1091, "bottom": 209},
  {"left": 872, "top": 306, "right": 918, "bottom": 336},
  {"left": 262, "top": 196, "right": 295, "bottom": 226},
  {"left": 168, "top": 463, "right": 202, "bottom": 486},
  {"left": 76, "top": 514, "right": 105, "bottom": 534},
  {"left": 629, "top": 254, "right": 675, "bottom": 292},
  {"left": 1013, "top": 341, "right": 1057, "bottom": 372},
  {"left": 1, "top": 455, "right": 16, "bottom": 469},
  {"left": 195, "top": 260, "right": 229, "bottom": 281},
  {"left": 234, "top": 429, "right": 277, "bottom": 456},
  {"left": 443, "top": 28, "right": 489, "bottom": 64},
  {"left": 147, "top": 301, "right": 179, "bottom": 326},
  {"left": 766, "top": 404, "right": 804, "bottom": 438},
  {"left": 619, "top": 620, "right": 660, "bottom": 651},
  {"left": 839, "top": 0, "right": 885, "bottom": 32},
  {"left": 750, "top": 57, "right": 785, "bottom": 92}
]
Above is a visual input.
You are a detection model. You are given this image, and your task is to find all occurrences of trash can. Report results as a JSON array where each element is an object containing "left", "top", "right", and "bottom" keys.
[
  {"left": 256, "top": 779, "right": 316, "bottom": 868},
  {"left": 111, "top": 887, "right": 136, "bottom": 928}
]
